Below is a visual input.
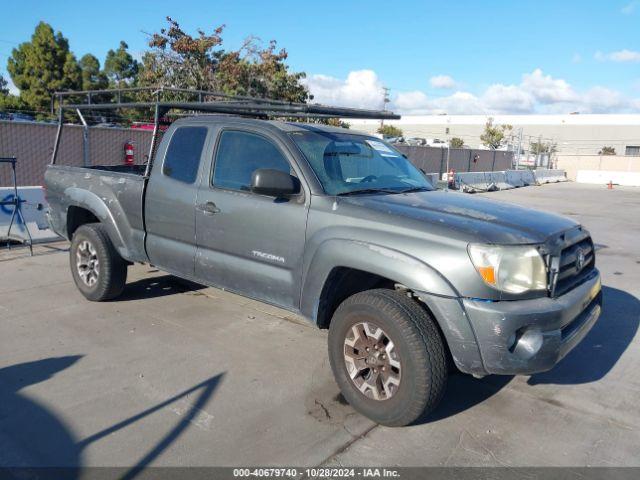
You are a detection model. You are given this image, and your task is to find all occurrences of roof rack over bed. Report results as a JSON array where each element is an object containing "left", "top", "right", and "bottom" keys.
[{"left": 50, "top": 86, "right": 400, "bottom": 173}]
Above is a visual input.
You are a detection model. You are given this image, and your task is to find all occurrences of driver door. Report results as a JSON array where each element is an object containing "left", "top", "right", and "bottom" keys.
[{"left": 194, "top": 128, "right": 309, "bottom": 308}]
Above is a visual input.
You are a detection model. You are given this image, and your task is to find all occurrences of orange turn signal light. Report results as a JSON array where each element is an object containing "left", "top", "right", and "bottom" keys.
[{"left": 477, "top": 266, "right": 496, "bottom": 286}]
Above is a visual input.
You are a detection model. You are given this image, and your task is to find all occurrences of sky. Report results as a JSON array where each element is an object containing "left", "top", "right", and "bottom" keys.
[{"left": 1, "top": 0, "right": 639, "bottom": 115}]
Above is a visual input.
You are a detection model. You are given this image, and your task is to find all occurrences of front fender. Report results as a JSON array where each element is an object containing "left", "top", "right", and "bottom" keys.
[
  {"left": 300, "top": 238, "right": 459, "bottom": 322},
  {"left": 300, "top": 238, "right": 486, "bottom": 375}
]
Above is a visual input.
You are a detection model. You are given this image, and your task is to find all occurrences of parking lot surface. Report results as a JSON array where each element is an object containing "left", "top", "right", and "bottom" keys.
[{"left": 1, "top": 182, "right": 639, "bottom": 468}]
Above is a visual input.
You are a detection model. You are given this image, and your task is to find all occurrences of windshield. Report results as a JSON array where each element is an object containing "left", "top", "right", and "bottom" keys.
[{"left": 289, "top": 131, "right": 433, "bottom": 195}]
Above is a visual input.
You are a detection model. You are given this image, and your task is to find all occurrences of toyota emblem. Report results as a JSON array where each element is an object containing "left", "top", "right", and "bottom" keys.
[{"left": 576, "top": 248, "right": 586, "bottom": 271}]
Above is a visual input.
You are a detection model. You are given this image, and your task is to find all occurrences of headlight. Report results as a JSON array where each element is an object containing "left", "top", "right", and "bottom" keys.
[{"left": 468, "top": 244, "right": 547, "bottom": 294}]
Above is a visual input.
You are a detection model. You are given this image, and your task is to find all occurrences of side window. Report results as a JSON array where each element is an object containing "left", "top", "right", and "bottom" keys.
[
  {"left": 162, "top": 127, "right": 208, "bottom": 183},
  {"left": 213, "top": 130, "right": 292, "bottom": 191}
]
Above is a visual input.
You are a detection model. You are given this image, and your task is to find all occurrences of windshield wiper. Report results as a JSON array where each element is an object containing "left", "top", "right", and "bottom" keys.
[
  {"left": 336, "top": 188, "right": 401, "bottom": 196},
  {"left": 397, "top": 186, "right": 432, "bottom": 193}
]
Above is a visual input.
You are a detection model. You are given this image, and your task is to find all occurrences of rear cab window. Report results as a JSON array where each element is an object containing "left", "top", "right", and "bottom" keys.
[{"left": 162, "top": 126, "right": 208, "bottom": 183}]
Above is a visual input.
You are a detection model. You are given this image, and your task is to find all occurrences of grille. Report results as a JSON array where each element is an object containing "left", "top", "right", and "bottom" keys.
[{"left": 552, "top": 236, "right": 596, "bottom": 297}]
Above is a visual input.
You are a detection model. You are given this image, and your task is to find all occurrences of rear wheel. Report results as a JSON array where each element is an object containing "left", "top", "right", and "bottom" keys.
[
  {"left": 70, "top": 223, "right": 127, "bottom": 301},
  {"left": 328, "top": 289, "right": 447, "bottom": 426}
]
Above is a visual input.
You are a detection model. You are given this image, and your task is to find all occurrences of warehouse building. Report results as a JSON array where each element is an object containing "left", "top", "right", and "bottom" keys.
[{"left": 350, "top": 114, "right": 640, "bottom": 156}]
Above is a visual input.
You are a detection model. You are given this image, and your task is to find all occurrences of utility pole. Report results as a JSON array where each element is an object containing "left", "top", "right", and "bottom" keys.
[
  {"left": 516, "top": 128, "right": 523, "bottom": 169},
  {"left": 445, "top": 126, "right": 451, "bottom": 186},
  {"left": 380, "top": 86, "right": 390, "bottom": 130}
]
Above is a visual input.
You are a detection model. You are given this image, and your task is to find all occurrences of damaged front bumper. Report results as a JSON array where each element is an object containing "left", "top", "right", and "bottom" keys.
[
  {"left": 463, "top": 269, "right": 601, "bottom": 375},
  {"left": 420, "top": 269, "right": 602, "bottom": 376}
]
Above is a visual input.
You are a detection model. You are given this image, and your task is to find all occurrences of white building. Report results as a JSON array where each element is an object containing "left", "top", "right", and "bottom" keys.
[{"left": 349, "top": 114, "right": 640, "bottom": 156}]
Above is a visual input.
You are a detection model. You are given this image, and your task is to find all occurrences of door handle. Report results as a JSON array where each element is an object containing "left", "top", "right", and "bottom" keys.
[{"left": 197, "top": 202, "right": 221, "bottom": 215}]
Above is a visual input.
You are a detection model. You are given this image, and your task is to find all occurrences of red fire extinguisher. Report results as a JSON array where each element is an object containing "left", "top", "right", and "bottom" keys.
[
  {"left": 447, "top": 169, "right": 456, "bottom": 189},
  {"left": 124, "top": 141, "right": 135, "bottom": 165}
]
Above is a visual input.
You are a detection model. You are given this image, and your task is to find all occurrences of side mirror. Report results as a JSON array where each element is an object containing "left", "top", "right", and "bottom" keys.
[{"left": 251, "top": 168, "right": 300, "bottom": 197}]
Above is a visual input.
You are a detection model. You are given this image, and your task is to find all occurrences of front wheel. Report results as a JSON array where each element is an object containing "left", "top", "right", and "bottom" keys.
[
  {"left": 328, "top": 289, "right": 448, "bottom": 427},
  {"left": 70, "top": 223, "right": 127, "bottom": 301}
]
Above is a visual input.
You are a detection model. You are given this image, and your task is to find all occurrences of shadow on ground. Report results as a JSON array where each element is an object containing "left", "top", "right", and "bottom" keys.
[
  {"left": 116, "top": 274, "right": 206, "bottom": 302},
  {"left": 0, "top": 356, "right": 224, "bottom": 478}
]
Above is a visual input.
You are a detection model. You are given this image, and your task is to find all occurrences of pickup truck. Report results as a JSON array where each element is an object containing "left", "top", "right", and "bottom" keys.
[{"left": 45, "top": 115, "right": 602, "bottom": 426}]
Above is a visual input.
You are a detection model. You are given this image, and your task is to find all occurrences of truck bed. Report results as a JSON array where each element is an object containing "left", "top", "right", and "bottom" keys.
[{"left": 44, "top": 164, "right": 148, "bottom": 262}]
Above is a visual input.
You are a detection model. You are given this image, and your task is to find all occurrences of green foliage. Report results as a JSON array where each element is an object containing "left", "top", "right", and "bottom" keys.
[
  {"left": 4, "top": 17, "right": 311, "bottom": 121},
  {"left": 0, "top": 93, "right": 28, "bottom": 112},
  {"left": 324, "top": 118, "right": 350, "bottom": 129},
  {"left": 79, "top": 54, "right": 108, "bottom": 91},
  {"left": 139, "top": 17, "right": 310, "bottom": 102},
  {"left": 530, "top": 141, "right": 557, "bottom": 155},
  {"left": 104, "top": 41, "right": 139, "bottom": 87},
  {"left": 480, "top": 118, "right": 512, "bottom": 149},
  {"left": 377, "top": 124, "right": 403, "bottom": 138},
  {"left": 7, "top": 22, "right": 81, "bottom": 112},
  {"left": 0, "top": 74, "right": 29, "bottom": 112},
  {"left": 450, "top": 137, "right": 465, "bottom": 148},
  {"left": 0, "top": 74, "right": 8, "bottom": 95},
  {"left": 599, "top": 146, "right": 616, "bottom": 155}
]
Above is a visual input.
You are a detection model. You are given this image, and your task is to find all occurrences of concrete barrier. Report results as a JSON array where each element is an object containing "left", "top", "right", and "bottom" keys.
[
  {"left": 576, "top": 170, "right": 640, "bottom": 187},
  {"left": 0, "top": 186, "right": 59, "bottom": 243},
  {"left": 521, "top": 169, "right": 536, "bottom": 186},
  {"left": 485, "top": 171, "right": 513, "bottom": 190},
  {"left": 454, "top": 172, "right": 491, "bottom": 193},
  {"left": 442, "top": 169, "right": 567, "bottom": 193},
  {"left": 505, "top": 170, "right": 525, "bottom": 187},
  {"left": 504, "top": 169, "right": 537, "bottom": 188},
  {"left": 533, "top": 169, "right": 567, "bottom": 184}
]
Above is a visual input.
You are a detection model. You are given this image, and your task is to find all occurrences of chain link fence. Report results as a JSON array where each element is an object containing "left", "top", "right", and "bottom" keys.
[
  {"left": 1, "top": 119, "right": 517, "bottom": 187},
  {"left": 395, "top": 145, "right": 513, "bottom": 176},
  {"left": 0, "top": 121, "right": 156, "bottom": 186}
]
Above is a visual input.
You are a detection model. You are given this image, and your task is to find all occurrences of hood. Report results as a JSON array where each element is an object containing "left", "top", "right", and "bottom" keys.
[{"left": 340, "top": 190, "right": 578, "bottom": 244}]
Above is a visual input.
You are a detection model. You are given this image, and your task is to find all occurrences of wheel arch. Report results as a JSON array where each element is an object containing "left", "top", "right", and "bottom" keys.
[
  {"left": 63, "top": 188, "right": 130, "bottom": 259},
  {"left": 300, "top": 239, "right": 460, "bottom": 327}
]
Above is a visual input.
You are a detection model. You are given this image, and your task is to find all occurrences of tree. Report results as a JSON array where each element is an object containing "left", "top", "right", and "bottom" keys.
[
  {"left": 324, "top": 118, "right": 350, "bottom": 129},
  {"left": 530, "top": 141, "right": 557, "bottom": 155},
  {"left": 7, "top": 22, "right": 81, "bottom": 112},
  {"left": 599, "top": 146, "right": 616, "bottom": 155},
  {"left": 377, "top": 124, "right": 403, "bottom": 138},
  {"left": 79, "top": 54, "right": 108, "bottom": 91},
  {"left": 480, "top": 118, "right": 512, "bottom": 149},
  {"left": 139, "top": 17, "right": 310, "bottom": 102},
  {"left": 0, "top": 74, "right": 8, "bottom": 96},
  {"left": 104, "top": 41, "right": 139, "bottom": 87},
  {"left": 0, "top": 74, "right": 28, "bottom": 112},
  {"left": 450, "top": 137, "right": 465, "bottom": 148}
]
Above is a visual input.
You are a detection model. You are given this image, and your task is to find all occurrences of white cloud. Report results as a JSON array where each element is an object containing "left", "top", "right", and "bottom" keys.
[
  {"left": 394, "top": 90, "right": 430, "bottom": 111},
  {"left": 304, "top": 68, "right": 640, "bottom": 115},
  {"left": 521, "top": 68, "right": 578, "bottom": 103},
  {"left": 302, "top": 70, "right": 385, "bottom": 109},
  {"left": 429, "top": 75, "right": 457, "bottom": 89},
  {"left": 482, "top": 84, "right": 536, "bottom": 113},
  {"left": 430, "top": 92, "right": 484, "bottom": 114},
  {"left": 581, "top": 86, "right": 625, "bottom": 112},
  {"left": 621, "top": 1, "right": 638, "bottom": 14},
  {"left": 595, "top": 49, "right": 640, "bottom": 62}
]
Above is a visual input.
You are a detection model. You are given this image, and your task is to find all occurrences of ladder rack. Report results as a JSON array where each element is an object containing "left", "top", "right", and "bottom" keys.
[{"left": 50, "top": 86, "right": 400, "bottom": 174}]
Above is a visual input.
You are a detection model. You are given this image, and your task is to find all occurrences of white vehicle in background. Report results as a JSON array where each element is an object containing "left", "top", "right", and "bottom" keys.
[{"left": 425, "top": 138, "right": 449, "bottom": 148}]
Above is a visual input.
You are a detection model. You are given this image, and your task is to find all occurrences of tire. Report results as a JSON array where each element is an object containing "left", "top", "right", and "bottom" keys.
[
  {"left": 70, "top": 223, "right": 127, "bottom": 301},
  {"left": 328, "top": 289, "right": 447, "bottom": 427}
]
